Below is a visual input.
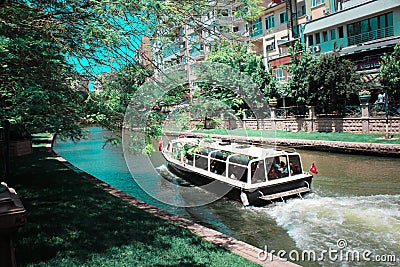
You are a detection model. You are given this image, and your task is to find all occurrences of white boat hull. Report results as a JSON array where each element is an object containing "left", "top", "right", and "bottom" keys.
[{"left": 166, "top": 160, "right": 312, "bottom": 206}]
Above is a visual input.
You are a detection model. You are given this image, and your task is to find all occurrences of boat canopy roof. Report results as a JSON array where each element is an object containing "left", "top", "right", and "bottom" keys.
[{"left": 171, "top": 137, "right": 297, "bottom": 160}]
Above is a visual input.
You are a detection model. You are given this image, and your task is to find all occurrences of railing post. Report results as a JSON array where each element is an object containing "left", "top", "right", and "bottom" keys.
[
  {"left": 270, "top": 107, "right": 276, "bottom": 119},
  {"left": 360, "top": 103, "right": 370, "bottom": 133},
  {"left": 308, "top": 106, "right": 316, "bottom": 132}
]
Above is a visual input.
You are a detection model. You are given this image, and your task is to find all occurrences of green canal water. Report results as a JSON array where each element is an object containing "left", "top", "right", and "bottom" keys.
[{"left": 54, "top": 127, "right": 400, "bottom": 266}]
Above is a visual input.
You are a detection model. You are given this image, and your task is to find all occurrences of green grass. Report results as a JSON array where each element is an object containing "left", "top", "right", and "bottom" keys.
[
  {"left": 11, "top": 136, "right": 259, "bottom": 267},
  {"left": 194, "top": 129, "right": 400, "bottom": 144}
]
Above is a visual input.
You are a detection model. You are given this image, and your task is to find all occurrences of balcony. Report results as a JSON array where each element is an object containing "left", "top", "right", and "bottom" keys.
[
  {"left": 348, "top": 26, "right": 394, "bottom": 46},
  {"left": 250, "top": 28, "right": 263, "bottom": 38}
]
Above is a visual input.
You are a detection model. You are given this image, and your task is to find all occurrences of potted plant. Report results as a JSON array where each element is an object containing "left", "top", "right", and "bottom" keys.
[
  {"left": 1, "top": 121, "right": 33, "bottom": 157},
  {"left": 358, "top": 90, "right": 371, "bottom": 104},
  {"left": 268, "top": 97, "right": 278, "bottom": 108}
]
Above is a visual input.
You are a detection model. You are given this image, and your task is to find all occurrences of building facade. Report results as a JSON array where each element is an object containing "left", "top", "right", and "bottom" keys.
[
  {"left": 304, "top": 0, "right": 400, "bottom": 77},
  {"left": 146, "top": 0, "right": 400, "bottom": 88}
]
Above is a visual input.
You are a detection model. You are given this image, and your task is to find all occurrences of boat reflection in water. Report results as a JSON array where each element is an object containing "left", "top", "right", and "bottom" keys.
[{"left": 162, "top": 136, "right": 313, "bottom": 206}]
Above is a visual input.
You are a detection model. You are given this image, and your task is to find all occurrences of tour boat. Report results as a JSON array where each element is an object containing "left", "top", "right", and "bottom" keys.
[{"left": 161, "top": 136, "right": 313, "bottom": 206}]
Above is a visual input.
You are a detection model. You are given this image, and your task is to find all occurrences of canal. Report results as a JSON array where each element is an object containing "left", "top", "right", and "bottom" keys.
[{"left": 54, "top": 127, "right": 400, "bottom": 266}]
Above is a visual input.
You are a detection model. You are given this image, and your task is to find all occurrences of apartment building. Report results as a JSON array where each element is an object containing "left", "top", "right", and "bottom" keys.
[
  {"left": 145, "top": 0, "right": 400, "bottom": 87},
  {"left": 304, "top": 0, "right": 400, "bottom": 80},
  {"left": 238, "top": 0, "right": 400, "bottom": 85},
  {"left": 149, "top": 2, "right": 247, "bottom": 74},
  {"left": 248, "top": 0, "right": 309, "bottom": 82}
]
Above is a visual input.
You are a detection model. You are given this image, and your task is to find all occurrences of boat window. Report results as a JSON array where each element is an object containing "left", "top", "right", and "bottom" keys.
[
  {"left": 288, "top": 155, "right": 302, "bottom": 175},
  {"left": 227, "top": 163, "right": 246, "bottom": 180},
  {"left": 266, "top": 158, "right": 279, "bottom": 180},
  {"left": 227, "top": 155, "right": 250, "bottom": 182},
  {"left": 238, "top": 166, "right": 248, "bottom": 182},
  {"left": 194, "top": 154, "right": 208, "bottom": 170},
  {"left": 251, "top": 160, "right": 266, "bottom": 184},
  {"left": 210, "top": 159, "right": 225, "bottom": 175},
  {"left": 210, "top": 151, "right": 227, "bottom": 175}
]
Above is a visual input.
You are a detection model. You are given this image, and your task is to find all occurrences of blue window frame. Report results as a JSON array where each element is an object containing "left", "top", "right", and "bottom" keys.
[
  {"left": 279, "top": 12, "right": 287, "bottom": 24},
  {"left": 312, "top": 0, "right": 324, "bottom": 7},
  {"left": 250, "top": 18, "right": 263, "bottom": 37},
  {"left": 265, "top": 15, "right": 275, "bottom": 30}
]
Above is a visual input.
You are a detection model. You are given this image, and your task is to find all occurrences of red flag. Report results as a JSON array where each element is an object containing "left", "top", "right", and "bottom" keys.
[
  {"left": 310, "top": 162, "right": 318, "bottom": 174},
  {"left": 158, "top": 139, "right": 163, "bottom": 151}
]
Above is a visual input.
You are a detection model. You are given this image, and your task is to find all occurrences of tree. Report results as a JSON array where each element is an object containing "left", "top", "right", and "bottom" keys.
[
  {"left": 380, "top": 42, "right": 400, "bottom": 99},
  {"left": 0, "top": 4, "right": 86, "bottom": 139},
  {"left": 84, "top": 64, "right": 153, "bottom": 133},
  {"left": 288, "top": 42, "right": 362, "bottom": 112},
  {"left": 204, "top": 41, "right": 276, "bottom": 112},
  {"left": 288, "top": 42, "right": 362, "bottom": 113},
  {"left": 309, "top": 51, "right": 361, "bottom": 112},
  {"left": 1, "top": 0, "right": 262, "bottom": 141},
  {"left": 287, "top": 41, "right": 317, "bottom": 104}
]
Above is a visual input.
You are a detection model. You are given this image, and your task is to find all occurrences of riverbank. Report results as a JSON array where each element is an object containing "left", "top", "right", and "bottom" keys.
[
  {"left": 165, "top": 130, "right": 400, "bottom": 156},
  {"left": 10, "top": 134, "right": 295, "bottom": 266}
]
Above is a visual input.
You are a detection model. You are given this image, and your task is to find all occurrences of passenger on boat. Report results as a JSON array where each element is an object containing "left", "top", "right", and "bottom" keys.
[
  {"left": 290, "top": 163, "right": 300, "bottom": 175},
  {"left": 210, "top": 162, "right": 217, "bottom": 173},
  {"left": 268, "top": 166, "right": 279, "bottom": 180},
  {"left": 278, "top": 161, "right": 288, "bottom": 175}
]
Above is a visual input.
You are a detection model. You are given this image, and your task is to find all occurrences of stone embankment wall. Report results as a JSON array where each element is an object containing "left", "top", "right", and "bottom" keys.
[
  {"left": 165, "top": 131, "right": 400, "bottom": 157},
  {"left": 225, "top": 105, "right": 400, "bottom": 134},
  {"left": 239, "top": 117, "right": 400, "bottom": 134}
]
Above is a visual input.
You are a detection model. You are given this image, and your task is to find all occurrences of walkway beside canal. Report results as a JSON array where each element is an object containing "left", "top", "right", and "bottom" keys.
[
  {"left": 166, "top": 131, "right": 400, "bottom": 156},
  {"left": 11, "top": 134, "right": 296, "bottom": 267}
]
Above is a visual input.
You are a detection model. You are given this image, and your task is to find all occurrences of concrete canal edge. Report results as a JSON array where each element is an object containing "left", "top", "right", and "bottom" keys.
[
  {"left": 165, "top": 131, "right": 400, "bottom": 156},
  {"left": 47, "top": 135, "right": 298, "bottom": 267}
]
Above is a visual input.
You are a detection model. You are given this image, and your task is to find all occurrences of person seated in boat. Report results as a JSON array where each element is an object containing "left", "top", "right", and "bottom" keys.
[
  {"left": 183, "top": 156, "right": 188, "bottom": 166},
  {"left": 210, "top": 162, "right": 218, "bottom": 174},
  {"left": 228, "top": 165, "right": 236, "bottom": 179},
  {"left": 278, "top": 161, "right": 288, "bottom": 177},
  {"left": 290, "top": 163, "right": 301, "bottom": 175},
  {"left": 268, "top": 166, "right": 279, "bottom": 180}
]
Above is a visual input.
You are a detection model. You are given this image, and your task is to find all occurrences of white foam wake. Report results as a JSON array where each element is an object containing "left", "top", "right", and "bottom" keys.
[
  {"left": 156, "top": 164, "right": 192, "bottom": 186},
  {"left": 254, "top": 194, "right": 400, "bottom": 259}
]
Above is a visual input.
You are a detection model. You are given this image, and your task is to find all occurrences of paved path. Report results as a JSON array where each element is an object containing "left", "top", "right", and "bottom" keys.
[{"left": 47, "top": 136, "right": 299, "bottom": 267}]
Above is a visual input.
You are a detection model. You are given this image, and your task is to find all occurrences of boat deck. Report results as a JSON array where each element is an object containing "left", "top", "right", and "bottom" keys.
[{"left": 259, "top": 187, "right": 310, "bottom": 201}]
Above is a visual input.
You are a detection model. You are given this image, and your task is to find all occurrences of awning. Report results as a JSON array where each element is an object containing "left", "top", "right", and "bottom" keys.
[
  {"left": 360, "top": 71, "right": 381, "bottom": 88},
  {"left": 339, "top": 36, "right": 400, "bottom": 56},
  {"left": 361, "top": 72, "right": 378, "bottom": 82},
  {"left": 304, "top": 0, "right": 400, "bottom": 34}
]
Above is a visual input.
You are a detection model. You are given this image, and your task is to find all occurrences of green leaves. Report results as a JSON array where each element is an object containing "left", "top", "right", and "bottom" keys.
[
  {"left": 288, "top": 41, "right": 361, "bottom": 109},
  {"left": 84, "top": 64, "right": 153, "bottom": 137},
  {"left": 204, "top": 41, "right": 275, "bottom": 113},
  {"left": 0, "top": 3, "right": 86, "bottom": 139},
  {"left": 380, "top": 43, "right": 400, "bottom": 97}
]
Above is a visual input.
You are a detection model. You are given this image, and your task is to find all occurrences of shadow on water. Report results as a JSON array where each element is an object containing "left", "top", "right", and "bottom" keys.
[{"left": 54, "top": 127, "right": 400, "bottom": 267}]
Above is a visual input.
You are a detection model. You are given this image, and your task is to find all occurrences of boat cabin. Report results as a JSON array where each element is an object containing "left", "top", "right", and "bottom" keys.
[{"left": 165, "top": 138, "right": 305, "bottom": 188}]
